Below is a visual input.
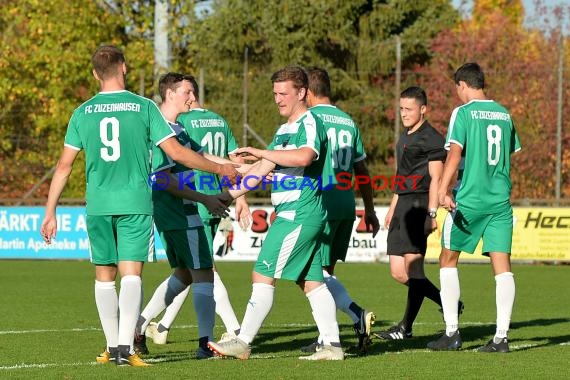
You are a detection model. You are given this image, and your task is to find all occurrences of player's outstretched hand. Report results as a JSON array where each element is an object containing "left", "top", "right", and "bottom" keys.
[
  {"left": 235, "top": 147, "right": 264, "bottom": 161},
  {"left": 219, "top": 163, "right": 240, "bottom": 185},
  {"left": 235, "top": 197, "right": 252, "bottom": 231}
]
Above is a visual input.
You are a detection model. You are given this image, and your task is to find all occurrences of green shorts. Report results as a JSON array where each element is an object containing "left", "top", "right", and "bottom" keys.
[
  {"left": 254, "top": 217, "right": 325, "bottom": 282},
  {"left": 87, "top": 214, "right": 155, "bottom": 265},
  {"left": 320, "top": 219, "right": 353, "bottom": 266},
  {"left": 441, "top": 206, "right": 513, "bottom": 255},
  {"left": 159, "top": 228, "right": 213, "bottom": 270}
]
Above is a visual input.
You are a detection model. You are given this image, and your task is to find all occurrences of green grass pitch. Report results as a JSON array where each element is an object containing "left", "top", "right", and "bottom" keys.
[{"left": 0, "top": 260, "right": 568, "bottom": 379}]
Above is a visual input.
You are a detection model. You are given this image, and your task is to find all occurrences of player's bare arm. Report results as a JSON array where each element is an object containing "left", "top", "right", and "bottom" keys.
[
  {"left": 41, "top": 146, "right": 79, "bottom": 244},
  {"left": 438, "top": 144, "right": 462, "bottom": 210},
  {"left": 384, "top": 194, "right": 399, "bottom": 228},
  {"left": 159, "top": 137, "right": 240, "bottom": 184},
  {"left": 225, "top": 158, "right": 277, "bottom": 199},
  {"left": 236, "top": 146, "right": 316, "bottom": 168}
]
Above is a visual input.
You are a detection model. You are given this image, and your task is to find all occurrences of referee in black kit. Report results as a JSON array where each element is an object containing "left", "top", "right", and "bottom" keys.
[{"left": 378, "top": 86, "right": 462, "bottom": 340}]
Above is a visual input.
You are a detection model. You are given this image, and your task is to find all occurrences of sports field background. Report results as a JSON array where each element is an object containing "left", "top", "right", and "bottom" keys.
[{"left": 0, "top": 260, "right": 568, "bottom": 379}]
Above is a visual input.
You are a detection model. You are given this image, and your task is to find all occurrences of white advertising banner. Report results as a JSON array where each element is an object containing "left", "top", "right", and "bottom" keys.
[{"left": 212, "top": 206, "right": 390, "bottom": 263}]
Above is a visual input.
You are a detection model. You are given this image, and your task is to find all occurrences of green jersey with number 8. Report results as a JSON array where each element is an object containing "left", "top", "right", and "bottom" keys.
[
  {"left": 64, "top": 90, "right": 175, "bottom": 216},
  {"left": 445, "top": 99, "right": 521, "bottom": 213}
]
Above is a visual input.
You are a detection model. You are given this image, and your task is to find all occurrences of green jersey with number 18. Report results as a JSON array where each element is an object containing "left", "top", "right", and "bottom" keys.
[
  {"left": 310, "top": 104, "right": 366, "bottom": 220},
  {"left": 446, "top": 99, "right": 521, "bottom": 213},
  {"left": 177, "top": 108, "right": 239, "bottom": 220},
  {"left": 64, "top": 90, "right": 175, "bottom": 216}
]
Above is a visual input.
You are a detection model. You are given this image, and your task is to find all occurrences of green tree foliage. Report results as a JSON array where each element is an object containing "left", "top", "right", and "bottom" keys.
[
  {"left": 186, "top": 0, "right": 458, "bottom": 197},
  {"left": 0, "top": 0, "right": 198, "bottom": 200},
  {"left": 0, "top": 1, "right": 126, "bottom": 199},
  {"left": 12, "top": 1, "right": 567, "bottom": 202}
]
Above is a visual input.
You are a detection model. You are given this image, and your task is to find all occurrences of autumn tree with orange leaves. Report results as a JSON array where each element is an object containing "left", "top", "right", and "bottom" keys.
[{"left": 415, "top": 0, "right": 570, "bottom": 200}]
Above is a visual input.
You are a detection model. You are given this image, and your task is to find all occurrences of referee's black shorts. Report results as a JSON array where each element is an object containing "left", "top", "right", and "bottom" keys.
[{"left": 387, "top": 193, "right": 430, "bottom": 256}]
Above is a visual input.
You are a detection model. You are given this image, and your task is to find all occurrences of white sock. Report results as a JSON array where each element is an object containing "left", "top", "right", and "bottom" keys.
[
  {"left": 495, "top": 271, "right": 515, "bottom": 339},
  {"left": 192, "top": 282, "right": 216, "bottom": 340},
  {"left": 323, "top": 271, "right": 358, "bottom": 323},
  {"left": 118, "top": 275, "right": 142, "bottom": 350},
  {"left": 214, "top": 271, "right": 241, "bottom": 334},
  {"left": 159, "top": 286, "right": 190, "bottom": 329},
  {"left": 95, "top": 280, "right": 119, "bottom": 349},
  {"left": 238, "top": 283, "right": 274, "bottom": 345},
  {"left": 140, "top": 275, "right": 186, "bottom": 332},
  {"left": 306, "top": 283, "right": 340, "bottom": 346},
  {"left": 440, "top": 267, "right": 460, "bottom": 335}
]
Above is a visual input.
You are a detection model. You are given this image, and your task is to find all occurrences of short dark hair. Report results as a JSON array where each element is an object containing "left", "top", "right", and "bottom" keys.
[
  {"left": 454, "top": 62, "right": 485, "bottom": 89},
  {"left": 307, "top": 67, "right": 331, "bottom": 98},
  {"left": 158, "top": 72, "right": 194, "bottom": 101},
  {"left": 91, "top": 45, "right": 125, "bottom": 80},
  {"left": 400, "top": 86, "right": 427, "bottom": 106},
  {"left": 271, "top": 65, "right": 308, "bottom": 98}
]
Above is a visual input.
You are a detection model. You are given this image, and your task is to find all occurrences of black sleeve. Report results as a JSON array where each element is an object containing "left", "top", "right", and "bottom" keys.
[{"left": 425, "top": 129, "right": 446, "bottom": 162}]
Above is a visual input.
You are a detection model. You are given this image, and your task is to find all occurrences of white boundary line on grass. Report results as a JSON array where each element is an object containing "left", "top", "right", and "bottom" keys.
[
  {"left": 0, "top": 356, "right": 183, "bottom": 370},
  {"left": 0, "top": 327, "right": 101, "bottom": 335},
  {"left": 2, "top": 343, "right": 570, "bottom": 371},
  {"left": 2, "top": 323, "right": 568, "bottom": 371}
]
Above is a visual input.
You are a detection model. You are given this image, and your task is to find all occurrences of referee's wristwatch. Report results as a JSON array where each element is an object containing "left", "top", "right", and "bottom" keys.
[{"left": 428, "top": 208, "right": 437, "bottom": 219}]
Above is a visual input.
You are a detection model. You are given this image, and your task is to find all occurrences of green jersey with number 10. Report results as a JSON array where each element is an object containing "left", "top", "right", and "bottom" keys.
[
  {"left": 446, "top": 99, "right": 521, "bottom": 213},
  {"left": 177, "top": 108, "right": 239, "bottom": 220},
  {"left": 64, "top": 90, "right": 175, "bottom": 216}
]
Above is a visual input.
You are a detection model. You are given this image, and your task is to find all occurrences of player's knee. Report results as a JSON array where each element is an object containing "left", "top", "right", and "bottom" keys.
[
  {"left": 439, "top": 248, "right": 459, "bottom": 267},
  {"left": 390, "top": 271, "right": 408, "bottom": 284}
]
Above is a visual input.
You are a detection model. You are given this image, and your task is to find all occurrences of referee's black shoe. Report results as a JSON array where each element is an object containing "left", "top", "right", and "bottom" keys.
[{"left": 376, "top": 323, "right": 412, "bottom": 340}]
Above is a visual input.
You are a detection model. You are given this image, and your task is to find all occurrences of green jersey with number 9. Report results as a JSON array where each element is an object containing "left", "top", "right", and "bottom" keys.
[
  {"left": 64, "top": 90, "right": 175, "bottom": 216},
  {"left": 446, "top": 99, "right": 521, "bottom": 213},
  {"left": 310, "top": 104, "right": 366, "bottom": 220},
  {"left": 177, "top": 108, "right": 239, "bottom": 220}
]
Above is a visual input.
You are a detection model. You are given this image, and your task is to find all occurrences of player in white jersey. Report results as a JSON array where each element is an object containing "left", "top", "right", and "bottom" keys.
[{"left": 207, "top": 66, "right": 344, "bottom": 361}]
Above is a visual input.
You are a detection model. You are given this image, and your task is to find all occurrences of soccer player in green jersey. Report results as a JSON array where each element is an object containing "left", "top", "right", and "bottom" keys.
[
  {"left": 301, "top": 67, "right": 379, "bottom": 354},
  {"left": 39, "top": 46, "right": 238, "bottom": 366},
  {"left": 143, "top": 76, "right": 249, "bottom": 347},
  {"left": 207, "top": 66, "right": 344, "bottom": 361},
  {"left": 133, "top": 72, "right": 238, "bottom": 359},
  {"left": 427, "top": 63, "right": 521, "bottom": 353}
]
